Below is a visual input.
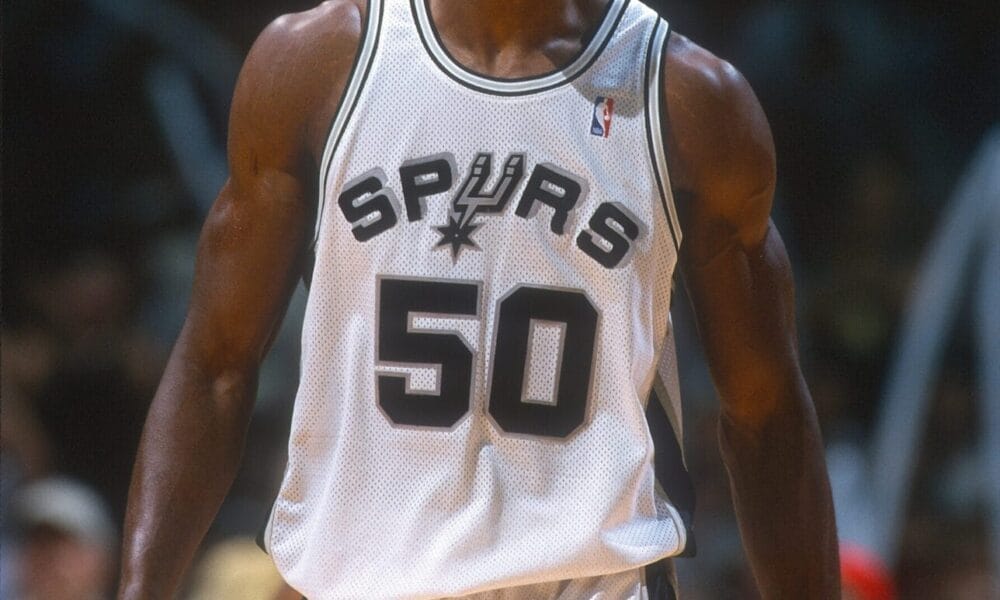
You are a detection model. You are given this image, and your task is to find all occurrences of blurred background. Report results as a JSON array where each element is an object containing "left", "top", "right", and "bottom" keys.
[{"left": 2, "top": 1, "right": 998, "bottom": 598}]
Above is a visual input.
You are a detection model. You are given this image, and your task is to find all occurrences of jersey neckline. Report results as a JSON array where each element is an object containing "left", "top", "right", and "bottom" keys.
[{"left": 410, "top": 0, "right": 630, "bottom": 96}]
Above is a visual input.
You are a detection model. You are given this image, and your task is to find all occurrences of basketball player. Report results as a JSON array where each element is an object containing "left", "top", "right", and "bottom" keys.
[{"left": 118, "top": 1, "right": 839, "bottom": 598}]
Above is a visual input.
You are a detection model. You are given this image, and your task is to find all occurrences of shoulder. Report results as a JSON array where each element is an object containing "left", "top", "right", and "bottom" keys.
[
  {"left": 228, "top": 0, "right": 367, "bottom": 178},
  {"left": 660, "top": 32, "right": 776, "bottom": 253},
  {"left": 246, "top": 0, "right": 366, "bottom": 77}
]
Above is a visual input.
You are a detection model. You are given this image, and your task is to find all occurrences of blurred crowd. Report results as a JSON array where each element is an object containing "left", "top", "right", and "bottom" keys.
[{"left": 2, "top": 1, "right": 997, "bottom": 598}]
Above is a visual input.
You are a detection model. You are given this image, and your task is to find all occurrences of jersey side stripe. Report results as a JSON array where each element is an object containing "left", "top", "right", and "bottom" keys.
[
  {"left": 643, "top": 18, "right": 682, "bottom": 252},
  {"left": 312, "top": 0, "right": 384, "bottom": 248},
  {"left": 646, "top": 386, "right": 697, "bottom": 556}
]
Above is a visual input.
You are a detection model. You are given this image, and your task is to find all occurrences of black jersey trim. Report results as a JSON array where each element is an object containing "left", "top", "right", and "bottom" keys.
[
  {"left": 409, "top": 0, "right": 630, "bottom": 97},
  {"left": 644, "top": 558, "right": 679, "bottom": 600},
  {"left": 647, "top": 384, "right": 697, "bottom": 557},
  {"left": 643, "top": 19, "right": 682, "bottom": 253},
  {"left": 313, "top": 0, "right": 385, "bottom": 248}
]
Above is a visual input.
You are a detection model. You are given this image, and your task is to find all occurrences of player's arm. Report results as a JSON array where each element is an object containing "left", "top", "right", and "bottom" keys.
[
  {"left": 118, "top": 4, "right": 363, "bottom": 597},
  {"left": 662, "top": 35, "right": 840, "bottom": 598}
]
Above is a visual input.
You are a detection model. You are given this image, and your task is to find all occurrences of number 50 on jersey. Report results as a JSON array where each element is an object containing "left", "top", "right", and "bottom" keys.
[{"left": 376, "top": 277, "right": 599, "bottom": 439}]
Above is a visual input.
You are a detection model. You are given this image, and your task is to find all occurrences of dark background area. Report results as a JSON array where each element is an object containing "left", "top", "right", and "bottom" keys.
[{"left": 2, "top": 1, "right": 998, "bottom": 598}]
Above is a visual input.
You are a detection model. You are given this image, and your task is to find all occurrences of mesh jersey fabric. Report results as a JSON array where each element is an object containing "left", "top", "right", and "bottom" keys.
[{"left": 265, "top": 1, "right": 691, "bottom": 598}]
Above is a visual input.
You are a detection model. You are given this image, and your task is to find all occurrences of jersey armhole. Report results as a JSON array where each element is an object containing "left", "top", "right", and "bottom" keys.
[
  {"left": 312, "top": 0, "right": 385, "bottom": 249},
  {"left": 643, "top": 18, "right": 682, "bottom": 252}
]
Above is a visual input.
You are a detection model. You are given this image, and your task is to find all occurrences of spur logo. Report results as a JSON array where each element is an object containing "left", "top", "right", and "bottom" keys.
[{"left": 435, "top": 153, "right": 525, "bottom": 259}]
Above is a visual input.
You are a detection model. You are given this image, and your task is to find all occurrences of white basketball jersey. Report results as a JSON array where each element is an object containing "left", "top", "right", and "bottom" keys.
[{"left": 265, "top": 1, "right": 694, "bottom": 598}]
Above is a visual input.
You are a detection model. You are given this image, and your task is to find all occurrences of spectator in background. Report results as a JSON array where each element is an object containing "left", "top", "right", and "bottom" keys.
[
  {"left": 186, "top": 537, "right": 291, "bottom": 600},
  {"left": 841, "top": 544, "right": 896, "bottom": 600},
  {"left": 9, "top": 478, "right": 117, "bottom": 600}
]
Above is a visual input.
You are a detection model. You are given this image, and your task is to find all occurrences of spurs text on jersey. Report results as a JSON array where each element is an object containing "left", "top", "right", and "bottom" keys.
[{"left": 337, "top": 151, "right": 648, "bottom": 269}]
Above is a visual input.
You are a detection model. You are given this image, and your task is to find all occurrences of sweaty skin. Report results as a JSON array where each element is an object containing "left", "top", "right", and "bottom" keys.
[{"left": 117, "top": 1, "right": 839, "bottom": 598}]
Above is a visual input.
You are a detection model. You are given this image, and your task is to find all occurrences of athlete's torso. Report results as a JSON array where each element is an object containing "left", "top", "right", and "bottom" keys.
[{"left": 266, "top": 2, "right": 690, "bottom": 598}]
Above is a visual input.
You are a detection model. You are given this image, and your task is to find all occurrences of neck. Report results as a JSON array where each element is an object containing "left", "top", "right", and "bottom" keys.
[{"left": 427, "top": 0, "right": 610, "bottom": 75}]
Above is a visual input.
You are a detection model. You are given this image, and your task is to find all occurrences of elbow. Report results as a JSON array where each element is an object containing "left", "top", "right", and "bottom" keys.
[
  {"left": 208, "top": 367, "right": 259, "bottom": 417},
  {"left": 716, "top": 370, "right": 821, "bottom": 478},
  {"left": 163, "top": 332, "right": 261, "bottom": 423}
]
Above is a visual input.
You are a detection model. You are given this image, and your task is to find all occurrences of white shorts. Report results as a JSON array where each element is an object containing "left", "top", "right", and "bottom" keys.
[
  {"left": 451, "top": 560, "right": 678, "bottom": 600},
  {"left": 294, "top": 560, "right": 678, "bottom": 599}
]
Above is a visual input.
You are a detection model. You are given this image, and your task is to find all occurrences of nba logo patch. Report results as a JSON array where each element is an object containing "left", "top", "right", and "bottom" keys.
[{"left": 591, "top": 96, "right": 614, "bottom": 138}]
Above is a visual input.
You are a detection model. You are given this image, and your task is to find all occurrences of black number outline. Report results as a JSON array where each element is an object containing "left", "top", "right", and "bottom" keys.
[
  {"left": 484, "top": 284, "right": 601, "bottom": 440},
  {"left": 374, "top": 275, "right": 481, "bottom": 430},
  {"left": 374, "top": 277, "right": 600, "bottom": 440}
]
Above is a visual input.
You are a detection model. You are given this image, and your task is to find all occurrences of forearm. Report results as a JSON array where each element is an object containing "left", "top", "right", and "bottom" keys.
[
  {"left": 719, "top": 379, "right": 840, "bottom": 599},
  {"left": 118, "top": 347, "right": 257, "bottom": 599}
]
